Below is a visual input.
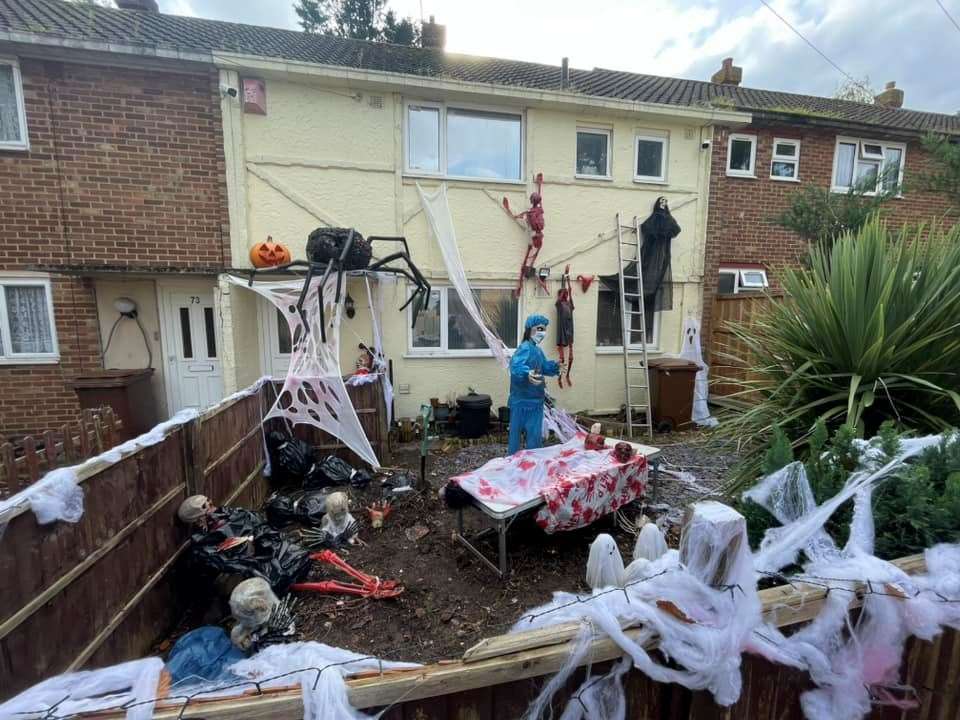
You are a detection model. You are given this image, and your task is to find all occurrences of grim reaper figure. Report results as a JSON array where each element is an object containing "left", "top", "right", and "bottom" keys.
[{"left": 639, "top": 196, "right": 680, "bottom": 318}]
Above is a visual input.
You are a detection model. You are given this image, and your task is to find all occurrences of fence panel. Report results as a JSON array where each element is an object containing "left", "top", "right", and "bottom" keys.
[{"left": 708, "top": 294, "right": 782, "bottom": 398}]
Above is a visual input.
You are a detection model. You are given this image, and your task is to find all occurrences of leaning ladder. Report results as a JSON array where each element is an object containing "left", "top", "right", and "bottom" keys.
[{"left": 615, "top": 212, "right": 654, "bottom": 439}]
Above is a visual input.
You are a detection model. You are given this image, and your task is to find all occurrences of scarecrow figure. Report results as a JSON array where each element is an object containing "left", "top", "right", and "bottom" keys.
[
  {"left": 508, "top": 314, "right": 560, "bottom": 454},
  {"left": 503, "top": 173, "right": 545, "bottom": 296},
  {"left": 555, "top": 265, "right": 575, "bottom": 388}
]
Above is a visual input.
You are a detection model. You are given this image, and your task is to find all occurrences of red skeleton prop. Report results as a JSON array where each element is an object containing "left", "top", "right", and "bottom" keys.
[
  {"left": 503, "top": 172, "right": 545, "bottom": 296},
  {"left": 291, "top": 550, "right": 404, "bottom": 599}
]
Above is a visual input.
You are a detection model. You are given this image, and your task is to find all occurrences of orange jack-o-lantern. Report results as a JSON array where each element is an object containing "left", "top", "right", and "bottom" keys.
[{"left": 249, "top": 236, "right": 292, "bottom": 268}]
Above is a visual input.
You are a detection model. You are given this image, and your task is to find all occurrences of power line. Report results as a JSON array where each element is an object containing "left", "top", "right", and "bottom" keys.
[
  {"left": 935, "top": 0, "right": 960, "bottom": 35},
  {"left": 757, "top": 0, "right": 870, "bottom": 93}
]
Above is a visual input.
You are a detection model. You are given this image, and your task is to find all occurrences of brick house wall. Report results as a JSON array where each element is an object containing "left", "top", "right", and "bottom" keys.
[
  {"left": 701, "top": 122, "right": 954, "bottom": 361},
  {"left": 0, "top": 57, "right": 229, "bottom": 436}
]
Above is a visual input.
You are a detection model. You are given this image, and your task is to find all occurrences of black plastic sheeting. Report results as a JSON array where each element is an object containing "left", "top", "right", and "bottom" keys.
[
  {"left": 264, "top": 489, "right": 331, "bottom": 527},
  {"left": 266, "top": 431, "right": 372, "bottom": 490},
  {"left": 185, "top": 508, "right": 311, "bottom": 594}
]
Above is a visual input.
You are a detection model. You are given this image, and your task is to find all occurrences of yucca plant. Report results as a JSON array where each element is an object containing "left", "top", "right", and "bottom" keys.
[{"left": 722, "top": 216, "right": 960, "bottom": 491}]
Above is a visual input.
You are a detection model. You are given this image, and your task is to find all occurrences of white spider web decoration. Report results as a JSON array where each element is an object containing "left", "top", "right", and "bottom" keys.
[{"left": 230, "top": 275, "right": 379, "bottom": 468}]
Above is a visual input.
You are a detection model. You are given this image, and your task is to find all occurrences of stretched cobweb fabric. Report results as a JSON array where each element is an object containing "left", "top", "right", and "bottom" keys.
[
  {"left": 226, "top": 276, "right": 379, "bottom": 468},
  {"left": 416, "top": 182, "right": 580, "bottom": 441}
]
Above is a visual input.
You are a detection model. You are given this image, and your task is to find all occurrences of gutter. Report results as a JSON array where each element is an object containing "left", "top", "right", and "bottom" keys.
[{"left": 747, "top": 109, "right": 958, "bottom": 140}]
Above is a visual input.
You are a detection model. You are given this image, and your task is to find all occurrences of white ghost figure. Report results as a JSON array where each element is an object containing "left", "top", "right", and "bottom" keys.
[
  {"left": 586, "top": 533, "right": 625, "bottom": 590},
  {"left": 623, "top": 522, "right": 669, "bottom": 585}
]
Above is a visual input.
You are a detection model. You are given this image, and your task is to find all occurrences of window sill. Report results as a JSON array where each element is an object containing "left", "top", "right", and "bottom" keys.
[
  {"left": 402, "top": 172, "right": 526, "bottom": 187},
  {"left": 575, "top": 173, "right": 613, "bottom": 181},
  {"left": 595, "top": 346, "right": 661, "bottom": 355},
  {"left": 830, "top": 186, "right": 904, "bottom": 199},
  {"left": 404, "top": 350, "right": 513, "bottom": 359},
  {"left": 0, "top": 140, "right": 30, "bottom": 153},
  {"left": 770, "top": 175, "right": 800, "bottom": 182},
  {"left": 633, "top": 177, "right": 667, "bottom": 185},
  {"left": 0, "top": 355, "right": 60, "bottom": 366},
  {"left": 725, "top": 171, "right": 757, "bottom": 179}
]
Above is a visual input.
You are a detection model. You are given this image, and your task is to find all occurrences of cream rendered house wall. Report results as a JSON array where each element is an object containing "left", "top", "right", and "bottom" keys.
[{"left": 217, "top": 62, "right": 746, "bottom": 420}]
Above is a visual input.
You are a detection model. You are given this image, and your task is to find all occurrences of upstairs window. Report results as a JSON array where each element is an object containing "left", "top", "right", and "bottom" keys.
[
  {"left": 405, "top": 102, "right": 523, "bottom": 181},
  {"left": 770, "top": 139, "right": 800, "bottom": 181},
  {"left": 634, "top": 135, "right": 668, "bottom": 183},
  {"left": 576, "top": 127, "right": 611, "bottom": 178},
  {"left": 0, "top": 58, "right": 29, "bottom": 151},
  {"left": 0, "top": 276, "right": 58, "bottom": 363},
  {"left": 726, "top": 133, "right": 757, "bottom": 177},
  {"left": 832, "top": 137, "right": 905, "bottom": 194}
]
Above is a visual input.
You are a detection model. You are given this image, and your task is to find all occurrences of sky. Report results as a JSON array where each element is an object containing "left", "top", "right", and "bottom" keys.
[{"left": 157, "top": 0, "right": 960, "bottom": 115}]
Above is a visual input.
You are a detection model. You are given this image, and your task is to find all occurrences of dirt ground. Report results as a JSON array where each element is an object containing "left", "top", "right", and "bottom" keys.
[{"left": 169, "top": 428, "right": 740, "bottom": 665}]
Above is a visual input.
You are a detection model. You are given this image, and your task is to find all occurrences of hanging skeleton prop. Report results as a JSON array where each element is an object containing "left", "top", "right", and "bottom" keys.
[
  {"left": 247, "top": 228, "right": 431, "bottom": 343},
  {"left": 503, "top": 173, "right": 545, "bottom": 296},
  {"left": 555, "top": 265, "right": 575, "bottom": 388}
]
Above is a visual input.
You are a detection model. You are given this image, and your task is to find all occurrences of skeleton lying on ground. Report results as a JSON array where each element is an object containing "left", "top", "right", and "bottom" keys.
[{"left": 229, "top": 577, "right": 299, "bottom": 651}]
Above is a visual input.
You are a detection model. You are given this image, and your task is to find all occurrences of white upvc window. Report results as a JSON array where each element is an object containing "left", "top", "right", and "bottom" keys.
[
  {"left": 0, "top": 275, "right": 59, "bottom": 363},
  {"left": 634, "top": 134, "right": 668, "bottom": 183},
  {"left": 407, "top": 286, "right": 520, "bottom": 357},
  {"left": 575, "top": 127, "right": 612, "bottom": 179},
  {"left": 770, "top": 138, "right": 800, "bottom": 181},
  {"left": 831, "top": 136, "right": 905, "bottom": 195},
  {"left": 726, "top": 133, "right": 757, "bottom": 177},
  {"left": 595, "top": 287, "right": 660, "bottom": 351},
  {"left": 404, "top": 101, "right": 524, "bottom": 182},
  {"left": 718, "top": 267, "right": 769, "bottom": 295},
  {"left": 0, "top": 57, "right": 29, "bottom": 151}
]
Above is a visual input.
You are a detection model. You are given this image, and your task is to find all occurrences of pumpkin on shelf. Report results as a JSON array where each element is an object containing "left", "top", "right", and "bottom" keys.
[{"left": 249, "top": 237, "right": 292, "bottom": 268}]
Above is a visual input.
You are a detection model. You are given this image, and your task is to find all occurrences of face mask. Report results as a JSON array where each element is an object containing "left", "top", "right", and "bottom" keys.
[{"left": 532, "top": 330, "right": 547, "bottom": 345}]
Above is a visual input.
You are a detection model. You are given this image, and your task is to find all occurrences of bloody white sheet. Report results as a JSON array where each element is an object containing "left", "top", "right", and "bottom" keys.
[{"left": 449, "top": 435, "right": 648, "bottom": 533}]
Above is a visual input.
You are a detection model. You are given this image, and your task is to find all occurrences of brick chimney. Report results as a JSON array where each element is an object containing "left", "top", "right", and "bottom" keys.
[
  {"left": 116, "top": 0, "right": 160, "bottom": 11},
  {"left": 874, "top": 81, "right": 904, "bottom": 108},
  {"left": 711, "top": 57, "right": 742, "bottom": 86},
  {"left": 421, "top": 16, "right": 446, "bottom": 50}
]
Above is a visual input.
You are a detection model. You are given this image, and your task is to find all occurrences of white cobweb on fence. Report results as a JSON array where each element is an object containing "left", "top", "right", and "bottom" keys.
[
  {"left": 226, "top": 275, "right": 379, "bottom": 469},
  {"left": 416, "top": 182, "right": 580, "bottom": 441}
]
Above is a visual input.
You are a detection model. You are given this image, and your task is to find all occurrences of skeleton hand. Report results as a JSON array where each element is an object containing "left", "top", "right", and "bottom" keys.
[{"left": 528, "top": 370, "right": 545, "bottom": 386}]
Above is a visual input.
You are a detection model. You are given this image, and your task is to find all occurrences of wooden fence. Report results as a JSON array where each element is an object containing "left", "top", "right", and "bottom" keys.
[
  {"left": 707, "top": 293, "right": 783, "bottom": 398},
  {"left": 0, "top": 375, "right": 391, "bottom": 699},
  {"left": 0, "top": 407, "right": 124, "bottom": 498},
  {"left": 140, "top": 553, "right": 959, "bottom": 720}
]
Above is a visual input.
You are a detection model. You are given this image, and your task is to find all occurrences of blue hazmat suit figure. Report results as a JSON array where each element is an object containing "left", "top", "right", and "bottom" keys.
[{"left": 508, "top": 314, "right": 560, "bottom": 454}]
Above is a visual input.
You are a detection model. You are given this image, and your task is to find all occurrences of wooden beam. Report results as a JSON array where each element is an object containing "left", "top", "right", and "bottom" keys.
[
  {"left": 151, "top": 627, "right": 657, "bottom": 719},
  {"left": 0, "top": 484, "right": 186, "bottom": 641},
  {"left": 202, "top": 423, "right": 262, "bottom": 479},
  {"left": 462, "top": 621, "right": 584, "bottom": 663}
]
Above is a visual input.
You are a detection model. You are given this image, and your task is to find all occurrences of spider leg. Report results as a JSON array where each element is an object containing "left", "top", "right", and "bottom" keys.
[
  {"left": 296, "top": 263, "right": 315, "bottom": 335},
  {"left": 367, "top": 252, "right": 432, "bottom": 326},
  {"left": 246, "top": 260, "right": 313, "bottom": 287}
]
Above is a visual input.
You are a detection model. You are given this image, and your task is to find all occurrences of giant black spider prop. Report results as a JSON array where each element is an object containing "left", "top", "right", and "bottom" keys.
[{"left": 247, "top": 227, "right": 432, "bottom": 342}]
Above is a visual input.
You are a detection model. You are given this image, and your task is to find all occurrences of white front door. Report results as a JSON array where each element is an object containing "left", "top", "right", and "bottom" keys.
[{"left": 161, "top": 288, "right": 224, "bottom": 413}]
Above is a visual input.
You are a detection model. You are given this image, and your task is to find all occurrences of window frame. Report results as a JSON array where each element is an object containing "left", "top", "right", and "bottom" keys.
[
  {"left": 406, "top": 285, "right": 522, "bottom": 358},
  {"left": 594, "top": 288, "right": 661, "bottom": 353},
  {"left": 0, "top": 56, "right": 30, "bottom": 152},
  {"left": 0, "top": 274, "right": 59, "bottom": 364},
  {"left": 726, "top": 133, "right": 757, "bottom": 178},
  {"left": 831, "top": 136, "right": 906, "bottom": 195},
  {"left": 574, "top": 126, "right": 612, "bottom": 180},
  {"left": 769, "top": 138, "right": 801, "bottom": 182},
  {"left": 402, "top": 99, "right": 525, "bottom": 184},
  {"left": 718, "top": 266, "right": 769, "bottom": 295},
  {"left": 633, "top": 134, "right": 668, "bottom": 184}
]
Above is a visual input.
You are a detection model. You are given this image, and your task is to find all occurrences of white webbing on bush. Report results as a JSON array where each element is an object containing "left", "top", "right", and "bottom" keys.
[
  {"left": 520, "top": 433, "right": 960, "bottom": 720},
  {"left": 416, "top": 183, "right": 580, "bottom": 441}
]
